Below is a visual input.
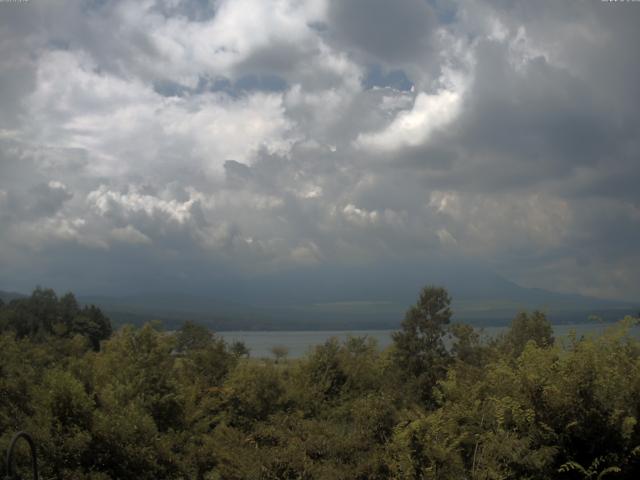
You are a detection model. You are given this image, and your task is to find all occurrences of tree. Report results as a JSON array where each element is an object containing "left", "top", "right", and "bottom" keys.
[
  {"left": 230, "top": 340, "right": 250, "bottom": 358},
  {"left": 94, "top": 324, "right": 184, "bottom": 434},
  {"left": 175, "top": 321, "right": 213, "bottom": 353},
  {"left": 271, "top": 345, "right": 289, "bottom": 364},
  {"left": 303, "top": 338, "right": 347, "bottom": 402},
  {"left": 69, "top": 305, "right": 112, "bottom": 351},
  {"left": 450, "top": 323, "right": 491, "bottom": 367},
  {"left": 224, "top": 363, "right": 285, "bottom": 428},
  {"left": 0, "top": 288, "right": 111, "bottom": 350},
  {"left": 392, "top": 285, "right": 452, "bottom": 404},
  {"left": 501, "top": 310, "right": 554, "bottom": 357}
]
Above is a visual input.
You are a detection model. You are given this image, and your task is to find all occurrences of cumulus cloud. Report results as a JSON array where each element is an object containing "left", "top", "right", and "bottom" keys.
[
  {"left": 0, "top": 0, "right": 639, "bottom": 300},
  {"left": 326, "top": 0, "right": 436, "bottom": 65},
  {"left": 355, "top": 89, "right": 462, "bottom": 151},
  {"left": 88, "top": 185, "right": 196, "bottom": 224}
]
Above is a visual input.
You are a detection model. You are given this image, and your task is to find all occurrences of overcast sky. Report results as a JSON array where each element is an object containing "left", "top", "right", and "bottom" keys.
[{"left": 0, "top": 0, "right": 639, "bottom": 300}]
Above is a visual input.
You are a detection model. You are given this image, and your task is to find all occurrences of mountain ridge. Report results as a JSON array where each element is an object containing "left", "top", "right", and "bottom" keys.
[{"left": 2, "top": 263, "right": 636, "bottom": 330}]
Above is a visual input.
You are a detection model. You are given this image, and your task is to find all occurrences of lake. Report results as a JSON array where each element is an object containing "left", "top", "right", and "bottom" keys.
[{"left": 219, "top": 322, "right": 638, "bottom": 358}]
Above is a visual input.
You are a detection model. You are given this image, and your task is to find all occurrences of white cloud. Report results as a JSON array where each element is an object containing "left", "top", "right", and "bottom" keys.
[
  {"left": 47, "top": 180, "right": 68, "bottom": 191},
  {"left": 355, "top": 88, "right": 462, "bottom": 151},
  {"left": 88, "top": 185, "right": 195, "bottom": 224},
  {"left": 24, "top": 50, "right": 295, "bottom": 177},
  {"left": 8, "top": 216, "right": 107, "bottom": 251},
  {"left": 105, "top": 0, "right": 328, "bottom": 85},
  {"left": 338, "top": 204, "right": 408, "bottom": 231},
  {"left": 342, "top": 203, "right": 380, "bottom": 227}
]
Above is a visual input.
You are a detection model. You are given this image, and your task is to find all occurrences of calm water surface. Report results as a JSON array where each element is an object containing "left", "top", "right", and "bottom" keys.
[{"left": 219, "top": 323, "right": 638, "bottom": 358}]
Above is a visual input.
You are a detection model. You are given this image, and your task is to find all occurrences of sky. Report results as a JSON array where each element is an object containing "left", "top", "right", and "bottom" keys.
[{"left": 0, "top": 0, "right": 639, "bottom": 301}]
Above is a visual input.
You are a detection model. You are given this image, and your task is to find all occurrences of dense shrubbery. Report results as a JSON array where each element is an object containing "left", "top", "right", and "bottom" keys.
[{"left": 1, "top": 287, "right": 640, "bottom": 479}]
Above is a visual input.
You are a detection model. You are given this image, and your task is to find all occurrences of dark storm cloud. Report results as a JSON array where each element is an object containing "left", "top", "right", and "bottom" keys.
[
  {"left": 29, "top": 182, "right": 74, "bottom": 217},
  {"left": 1, "top": 0, "right": 639, "bottom": 300},
  {"left": 327, "top": 0, "right": 436, "bottom": 64},
  {"left": 409, "top": 39, "right": 624, "bottom": 193}
]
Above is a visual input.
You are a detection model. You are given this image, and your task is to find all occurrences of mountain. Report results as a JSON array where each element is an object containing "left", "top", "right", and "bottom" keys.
[
  {"left": 0, "top": 290, "right": 26, "bottom": 303},
  {"left": 4, "top": 260, "right": 635, "bottom": 330},
  {"left": 73, "top": 261, "right": 636, "bottom": 330}
]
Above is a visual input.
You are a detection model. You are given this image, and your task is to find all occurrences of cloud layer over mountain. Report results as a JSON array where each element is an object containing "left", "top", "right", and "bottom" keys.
[{"left": 1, "top": 0, "right": 639, "bottom": 300}]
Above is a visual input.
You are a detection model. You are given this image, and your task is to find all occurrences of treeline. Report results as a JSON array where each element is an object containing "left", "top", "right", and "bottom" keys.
[
  {"left": 0, "top": 287, "right": 111, "bottom": 350},
  {"left": 1, "top": 287, "right": 639, "bottom": 479}
]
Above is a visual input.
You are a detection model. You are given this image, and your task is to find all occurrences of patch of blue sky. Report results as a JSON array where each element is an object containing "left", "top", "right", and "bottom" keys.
[
  {"left": 363, "top": 65, "right": 413, "bottom": 91},
  {"left": 427, "top": 0, "right": 458, "bottom": 25},
  {"left": 154, "top": 74, "right": 288, "bottom": 98}
]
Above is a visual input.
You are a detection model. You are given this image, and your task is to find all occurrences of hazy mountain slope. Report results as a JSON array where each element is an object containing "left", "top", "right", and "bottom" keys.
[
  {"left": 4, "top": 260, "right": 635, "bottom": 330},
  {"left": 75, "top": 261, "right": 636, "bottom": 330},
  {"left": 0, "top": 290, "right": 26, "bottom": 303}
]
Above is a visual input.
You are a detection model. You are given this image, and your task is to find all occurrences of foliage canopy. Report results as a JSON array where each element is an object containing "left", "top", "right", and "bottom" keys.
[{"left": 1, "top": 287, "right": 640, "bottom": 479}]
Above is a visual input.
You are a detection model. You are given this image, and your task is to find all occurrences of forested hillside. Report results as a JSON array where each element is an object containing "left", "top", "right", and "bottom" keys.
[{"left": 1, "top": 287, "right": 640, "bottom": 479}]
